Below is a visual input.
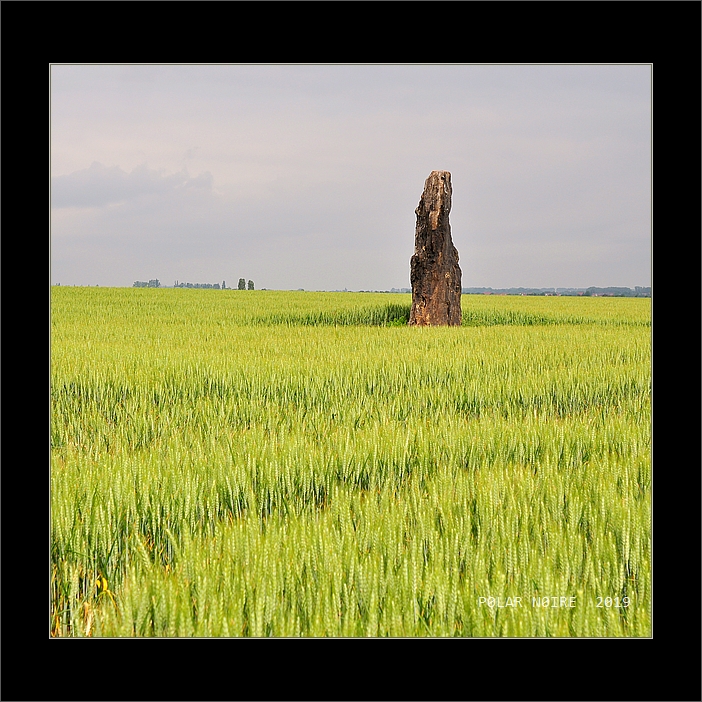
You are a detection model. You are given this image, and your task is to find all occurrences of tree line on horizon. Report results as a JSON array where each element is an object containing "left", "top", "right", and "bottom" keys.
[
  {"left": 126, "top": 282, "right": 649, "bottom": 297},
  {"left": 458, "top": 286, "right": 651, "bottom": 297},
  {"left": 133, "top": 279, "right": 255, "bottom": 290}
]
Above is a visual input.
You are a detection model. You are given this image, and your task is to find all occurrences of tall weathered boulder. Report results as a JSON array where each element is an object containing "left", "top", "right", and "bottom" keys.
[{"left": 409, "top": 171, "right": 462, "bottom": 326}]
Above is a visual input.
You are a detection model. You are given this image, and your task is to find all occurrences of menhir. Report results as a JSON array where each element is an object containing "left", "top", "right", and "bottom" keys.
[{"left": 409, "top": 170, "right": 462, "bottom": 326}]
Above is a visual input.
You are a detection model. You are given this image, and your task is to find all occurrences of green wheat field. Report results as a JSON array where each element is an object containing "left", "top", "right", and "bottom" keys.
[{"left": 50, "top": 288, "right": 651, "bottom": 637}]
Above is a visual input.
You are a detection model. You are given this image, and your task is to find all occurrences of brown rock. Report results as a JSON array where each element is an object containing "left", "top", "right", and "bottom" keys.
[{"left": 409, "top": 171, "right": 462, "bottom": 326}]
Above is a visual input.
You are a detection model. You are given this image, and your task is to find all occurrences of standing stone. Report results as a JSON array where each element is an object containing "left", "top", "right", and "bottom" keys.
[{"left": 409, "top": 171, "right": 462, "bottom": 326}]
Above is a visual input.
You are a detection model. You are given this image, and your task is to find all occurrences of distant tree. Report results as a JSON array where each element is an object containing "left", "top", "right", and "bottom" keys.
[
  {"left": 247, "top": 280, "right": 254, "bottom": 290},
  {"left": 238, "top": 278, "right": 246, "bottom": 290},
  {"left": 133, "top": 281, "right": 148, "bottom": 287},
  {"left": 222, "top": 281, "right": 226, "bottom": 290},
  {"left": 148, "top": 279, "right": 160, "bottom": 288}
]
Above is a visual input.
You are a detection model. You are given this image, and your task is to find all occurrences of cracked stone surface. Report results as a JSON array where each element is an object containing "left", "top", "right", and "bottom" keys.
[{"left": 409, "top": 171, "right": 462, "bottom": 326}]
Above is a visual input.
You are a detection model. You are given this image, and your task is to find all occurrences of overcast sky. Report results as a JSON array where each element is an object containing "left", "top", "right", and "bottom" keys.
[{"left": 51, "top": 64, "right": 651, "bottom": 290}]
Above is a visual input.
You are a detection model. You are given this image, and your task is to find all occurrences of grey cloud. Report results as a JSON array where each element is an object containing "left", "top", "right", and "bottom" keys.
[{"left": 51, "top": 161, "right": 212, "bottom": 209}]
